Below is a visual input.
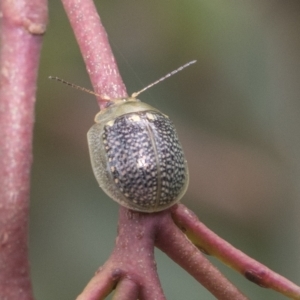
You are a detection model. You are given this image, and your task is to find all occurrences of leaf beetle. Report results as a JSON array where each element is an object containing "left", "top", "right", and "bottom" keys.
[{"left": 50, "top": 61, "right": 195, "bottom": 212}]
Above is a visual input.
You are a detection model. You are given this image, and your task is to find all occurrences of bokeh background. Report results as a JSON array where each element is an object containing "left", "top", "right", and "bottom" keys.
[{"left": 30, "top": 1, "right": 300, "bottom": 299}]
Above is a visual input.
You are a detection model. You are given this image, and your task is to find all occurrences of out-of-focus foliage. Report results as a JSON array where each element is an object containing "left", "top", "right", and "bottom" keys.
[{"left": 31, "top": 1, "right": 300, "bottom": 299}]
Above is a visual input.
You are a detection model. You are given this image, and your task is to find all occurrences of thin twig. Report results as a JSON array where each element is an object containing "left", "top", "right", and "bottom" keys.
[
  {"left": 112, "top": 279, "right": 139, "bottom": 300},
  {"left": 61, "top": 0, "right": 128, "bottom": 108},
  {"left": 76, "top": 208, "right": 166, "bottom": 300},
  {"left": 171, "top": 204, "right": 300, "bottom": 299},
  {"left": 156, "top": 210, "right": 248, "bottom": 300},
  {"left": 76, "top": 266, "right": 117, "bottom": 300}
]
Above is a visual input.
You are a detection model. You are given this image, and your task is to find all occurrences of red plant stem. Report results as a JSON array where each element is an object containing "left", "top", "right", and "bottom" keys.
[
  {"left": 156, "top": 210, "right": 248, "bottom": 300},
  {"left": 61, "top": 0, "right": 128, "bottom": 109},
  {"left": 76, "top": 267, "right": 116, "bottom": 300},
  {"left": 77, "top": 208, "right": 166, "bottom": 300},
  {"left": 112, "top": 279, "right": 139, "bottom": 300},
  {"left": 77, "top": 208, "right": 248, "bottom": 300},
  {"left": 0, "top": 1, "right": 47, "bottom": 300},
  {"left": 171, "top": 204, "right": 300, "bottom": 299}
]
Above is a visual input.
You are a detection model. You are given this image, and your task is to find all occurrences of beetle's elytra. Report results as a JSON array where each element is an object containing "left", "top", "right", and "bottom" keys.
[{"left": 87, "top": 99, "right": 189, "bottom": 212}]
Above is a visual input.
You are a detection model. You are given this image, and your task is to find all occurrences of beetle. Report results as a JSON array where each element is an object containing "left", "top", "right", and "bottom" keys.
[{"left": 50, "top": 60, "right": 195, "bottom": 212}]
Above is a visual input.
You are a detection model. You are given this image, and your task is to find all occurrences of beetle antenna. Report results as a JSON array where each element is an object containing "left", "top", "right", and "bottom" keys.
[
  {"left": 131, "top": 60, "right": 197, "bottom": 98},
  {"left": 48, "top": 76, "right": 103, "bottom": 98}
]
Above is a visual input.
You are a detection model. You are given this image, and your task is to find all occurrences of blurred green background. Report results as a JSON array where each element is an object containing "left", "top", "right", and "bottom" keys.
[{"left": 30, "top": 1, "right": 300, "bottom": 299}]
